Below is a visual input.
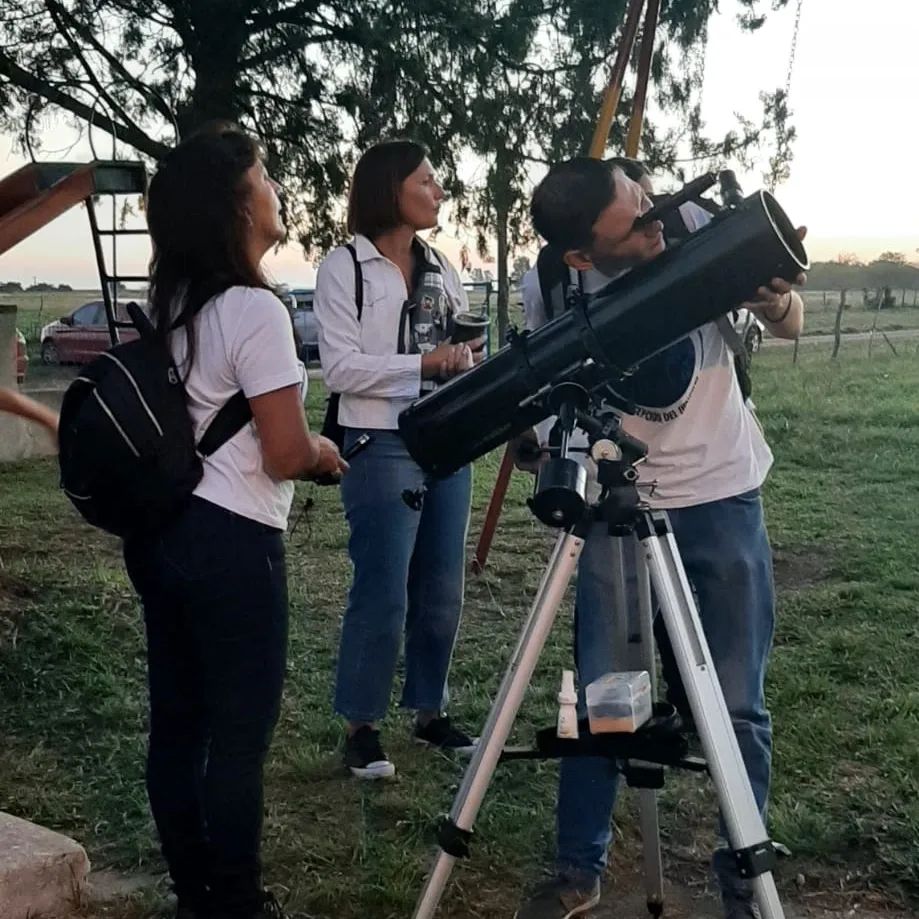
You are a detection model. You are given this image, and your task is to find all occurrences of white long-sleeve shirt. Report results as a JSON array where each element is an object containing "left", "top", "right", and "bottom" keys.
[{"left": 314, "top": 234, "right": 468, "bottom": 430}]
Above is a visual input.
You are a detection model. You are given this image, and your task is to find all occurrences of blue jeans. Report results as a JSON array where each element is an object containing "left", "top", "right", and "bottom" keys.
[
  {"left": 557, "top": 489, "right": 775, "bottom": 880},
  {"left": 334, "top": 429, "right": 472, "bottom": 722}
]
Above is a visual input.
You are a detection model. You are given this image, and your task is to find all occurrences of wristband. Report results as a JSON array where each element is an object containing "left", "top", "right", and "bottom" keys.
[{"left": 764, "top": 292, "right": 793, "bottom": 324}]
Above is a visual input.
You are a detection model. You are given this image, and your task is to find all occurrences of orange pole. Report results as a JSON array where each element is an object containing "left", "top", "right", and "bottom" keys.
[
  {"left": 588, "top": 0, "right": 647, "bottom": 158},
  {"left": 625, "top": 0, "right": 661, "bottom": 158},
  {"left": 470, "top": 0, "right": 649, "bottom": 576},
  {"left": 470, "top": 444, "right": 516, "bottom": 575}
]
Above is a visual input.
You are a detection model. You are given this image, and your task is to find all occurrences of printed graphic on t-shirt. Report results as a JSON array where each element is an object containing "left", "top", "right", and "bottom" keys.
[{"left": 608, "top": 329, "right": 712, "bottom": 422}]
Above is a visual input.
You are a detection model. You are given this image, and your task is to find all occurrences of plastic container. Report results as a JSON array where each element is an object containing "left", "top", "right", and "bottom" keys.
[{"left": 586, "top": 671, "right": 652, "bottom": 734}]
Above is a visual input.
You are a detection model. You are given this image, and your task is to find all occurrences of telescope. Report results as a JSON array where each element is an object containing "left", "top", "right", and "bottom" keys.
[
  {"left": 399, "top": 187, "right": 808, "bottom": 477},
  {"left": 632, "top": 172, "right": 717, "bottom": 229}
]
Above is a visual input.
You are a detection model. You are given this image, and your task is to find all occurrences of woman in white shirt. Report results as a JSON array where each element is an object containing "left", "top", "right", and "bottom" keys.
[
  {"left": 315, "top": 141, "right": 483, "bottom": 779},
  {"left": 124, "top": 126, "right": 344, "bottom": 919}
]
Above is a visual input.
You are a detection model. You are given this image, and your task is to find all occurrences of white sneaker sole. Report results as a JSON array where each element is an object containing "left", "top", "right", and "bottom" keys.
[
  {"left": 513, "top": 886, "right": 600, "bottom": 919},
  {"left": 564, "top": 892, "right": 600, "bottom": 918},
  {"left": 348, "top": 760, "right": 396, "bottom": 779}
]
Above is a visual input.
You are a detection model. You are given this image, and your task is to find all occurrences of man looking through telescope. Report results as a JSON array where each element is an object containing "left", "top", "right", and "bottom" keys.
[{"left": 514, "top": 158, "right": 805, "bottom": 919}]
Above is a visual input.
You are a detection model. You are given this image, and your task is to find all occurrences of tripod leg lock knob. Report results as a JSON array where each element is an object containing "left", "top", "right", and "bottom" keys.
[
  {"left": 437, "top": 817, "right": 473, "bottom": 859},
  {"left": 732, "top": 841, "right": 779, "bottom": 879}
]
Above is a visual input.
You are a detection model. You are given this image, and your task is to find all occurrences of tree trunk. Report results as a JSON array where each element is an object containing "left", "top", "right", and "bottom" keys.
[
  {"left": 495, "top": 203, "right": 510, "bottom": 345},
  {"left": 832, "top": 289, "right": 846, "bottom": 359},
  {"left": 177, "top": 3, "right": 248, "bottom": 134}
]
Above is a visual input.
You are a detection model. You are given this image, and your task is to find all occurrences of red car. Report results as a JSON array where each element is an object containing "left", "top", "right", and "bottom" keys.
[{"left": 40, "top": 301, "right": 139, "bottom": 366}]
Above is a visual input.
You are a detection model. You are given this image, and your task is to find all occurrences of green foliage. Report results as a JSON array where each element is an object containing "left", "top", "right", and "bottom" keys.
[{"left": 0, "top": 0, "right": 796, "bottom": 256}]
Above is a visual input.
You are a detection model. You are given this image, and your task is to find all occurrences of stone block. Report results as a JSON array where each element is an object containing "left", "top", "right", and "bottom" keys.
[{"left": 0, "top": 811, "right": 90, "bottom": 918}]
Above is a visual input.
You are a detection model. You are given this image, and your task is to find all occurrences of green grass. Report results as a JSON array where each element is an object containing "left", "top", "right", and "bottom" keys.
[
  {"left": 751, "top": 344, "right": 919, "bottom": 896},
  {"left": 1, "top": 345, "right": 918, "bottom": 916}
]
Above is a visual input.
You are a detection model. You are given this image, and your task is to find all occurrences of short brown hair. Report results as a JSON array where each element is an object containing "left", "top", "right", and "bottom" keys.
[
  {"left": 347, "top": 140, "right": 427, "bottom": 239},
  {"left": 531, "top": 157, "right": 618, "bottom": 250}
]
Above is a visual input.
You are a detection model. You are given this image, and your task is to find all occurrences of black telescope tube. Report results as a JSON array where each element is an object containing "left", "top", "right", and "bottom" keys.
[
  {"left": 633, "top": 172, "right": 717, "bottom": 229},
  {"left": 399, "top": 190, "right": 808, "bottom": 476}
]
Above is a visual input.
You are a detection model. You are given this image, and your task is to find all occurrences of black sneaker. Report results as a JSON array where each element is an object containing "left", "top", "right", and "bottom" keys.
[
  {"left": 713, "top": 848, "right": 763, "bottom": 919},
  {"left": 174, "top": 892, "right": 209, "bottom": 919},
  {"left": 343, "top": 725, "right": 396, "bottom": 779},
  {"left": 413, "top": 716, "right": 477, "bottom": 755},
  {"left": 208, "top": 890, "right": 289, "bottom": 919},
  {"left": 515, "top": 872, "right": 601, "bottom": 918}
]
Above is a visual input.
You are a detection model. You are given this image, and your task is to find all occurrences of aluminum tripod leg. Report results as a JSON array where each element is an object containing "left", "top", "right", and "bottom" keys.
[
  {"left": 412, "top": 530, "right": 586, "bottom": 919},
  {"left": 629, "top": 543, "right": 665, "bottom": 916},
  {"left": 638, "top": 513, "right": 785, "bottom": 919}
]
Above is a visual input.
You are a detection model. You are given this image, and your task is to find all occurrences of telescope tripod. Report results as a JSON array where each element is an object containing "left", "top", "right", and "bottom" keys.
[{"left": 412, "top": 386, "right": 785, "bottom": 919}]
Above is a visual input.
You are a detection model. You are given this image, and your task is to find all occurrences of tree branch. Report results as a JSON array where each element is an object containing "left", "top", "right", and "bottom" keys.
[
  {"left": 239, "top": 28, "right": 350, "bottom": 70},
  {"left": 248, "top": 1, "right": 332, "bottom": 32},
  {"left": 45, "top": 1, "right": 141, "bottom": 134},
  {"left": 0, "top": 52, "right": 168, "bottom": 160},
  {"left": 45, "top": 0, "right": 177, "bottom": 125}
]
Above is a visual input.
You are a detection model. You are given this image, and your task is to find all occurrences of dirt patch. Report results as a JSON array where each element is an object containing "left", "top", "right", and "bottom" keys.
[
  {"left": 590, "top": 866, "right": 912, "bottom": 918},
  {"left": 772, "top": 544, "right": 834, "bottom": 592},
  {"left": 73, "top": 861, "right": 917, "bottom": 919}
]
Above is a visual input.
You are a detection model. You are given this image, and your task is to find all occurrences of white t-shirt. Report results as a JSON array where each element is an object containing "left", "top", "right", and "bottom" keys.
[
  {"left": 526, "top": 204, "right": 773, "bottom": 509},
  {"left": 170, "top": 286, "right": 307, "bottom": 530}
]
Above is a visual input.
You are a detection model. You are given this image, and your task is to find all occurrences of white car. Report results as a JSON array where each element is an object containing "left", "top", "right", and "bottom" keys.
[
  {"left": 283, "top": 288, "right": 319, "bottom": 363},
  {"left": 733, "top": 308, "right": 765, "bottom": 354}
]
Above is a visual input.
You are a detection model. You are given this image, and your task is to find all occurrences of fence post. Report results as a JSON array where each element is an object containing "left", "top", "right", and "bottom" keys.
[
  {"left": 868, "top": 291, "right": 884, "bottom": 358},
  {"left": 832, "top": 290, "right": 847, "bottom": 360}
]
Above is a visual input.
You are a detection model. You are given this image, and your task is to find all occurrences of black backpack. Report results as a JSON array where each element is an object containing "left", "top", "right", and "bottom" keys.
[{"left": 58, "top": 302, "right": 252, "bottom": 538}]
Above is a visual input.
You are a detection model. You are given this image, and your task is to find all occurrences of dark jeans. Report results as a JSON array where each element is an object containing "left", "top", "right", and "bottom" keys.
[{"left": 124, "top": 497, "right": 288, "bottom": 914}]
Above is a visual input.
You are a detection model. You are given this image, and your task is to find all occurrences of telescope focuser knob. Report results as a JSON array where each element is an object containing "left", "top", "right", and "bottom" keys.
[{"left": 590, "top": 439, "right": 622, "bottom": 463}]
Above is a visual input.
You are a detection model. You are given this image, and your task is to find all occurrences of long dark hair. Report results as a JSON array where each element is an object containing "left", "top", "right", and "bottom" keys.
[
  {"left": 347, "top": 140, "right": 427, "bottom": 239},
  {"left": 146, "top": 125, "right": 270, "bottom": 369}
]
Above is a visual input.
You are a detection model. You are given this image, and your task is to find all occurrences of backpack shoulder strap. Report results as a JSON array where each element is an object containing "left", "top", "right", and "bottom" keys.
[
  {"left": 126, "top": 301, "right": 156, "bottom": 339},
  {"left": 715, "top": 314, "right": 747, "bottom": 358},
  {"left": 197, "top": 391, "right": 253, "bottom": 457},
  {"left": 536, "top": 244, "right": 575, "bottom": 321},
  {"left": 345, "top": 242, "right": 363, "bottom": 320},
  {"left": 429, "top": 246, "right": 448, "bottom": 273}
]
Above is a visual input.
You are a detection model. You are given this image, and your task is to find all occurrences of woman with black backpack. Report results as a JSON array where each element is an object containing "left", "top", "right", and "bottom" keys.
[
  {"left": 125, "top": 126, "right": 346, "bottom": 919},
  {"left": 314, "top": 140, "right": 484, "bottom": 780}
]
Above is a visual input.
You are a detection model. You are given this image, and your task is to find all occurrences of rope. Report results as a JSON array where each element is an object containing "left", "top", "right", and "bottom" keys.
[{"left": 784, "top": 0, "right": 804, "bottom": 99}]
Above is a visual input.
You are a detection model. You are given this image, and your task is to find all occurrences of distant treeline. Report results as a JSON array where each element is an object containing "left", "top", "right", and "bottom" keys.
[
  {"left": 0, "top": 281, "right": 73, "bottom": 293},
  {"left": 807, "top": 256, "right": 919, "bottom": 294}
]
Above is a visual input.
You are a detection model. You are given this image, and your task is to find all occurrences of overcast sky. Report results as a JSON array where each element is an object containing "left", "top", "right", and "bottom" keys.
[{"left": 0, "top": 0, "right": 913, "bottom": 288}]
